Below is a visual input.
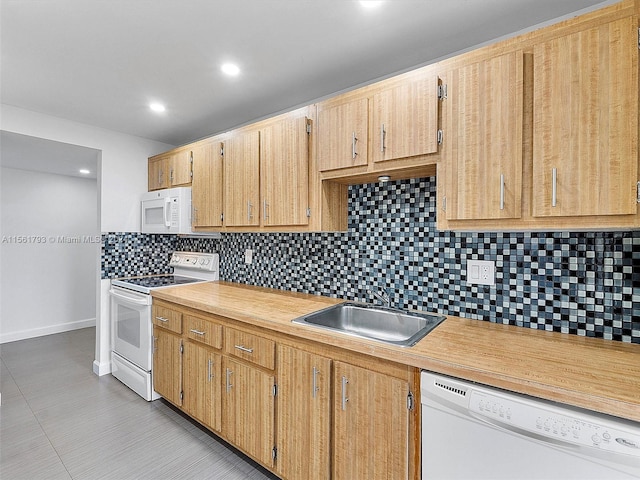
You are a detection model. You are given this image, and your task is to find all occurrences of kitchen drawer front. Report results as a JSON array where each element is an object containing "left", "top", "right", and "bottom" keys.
[
  {"left": 152, "top": 304, "right": 182, "bottom": 334},
  {"left": 224, "top": 328, "right": 275, "bottom": 370},
  {"left": 185, "top": 315, "right": 223, "bottom": 349}
]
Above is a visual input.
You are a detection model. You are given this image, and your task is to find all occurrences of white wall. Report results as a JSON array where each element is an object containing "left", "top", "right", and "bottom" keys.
[
  {"left": 0, "top": 104, "right": 175, "bottom": 375},
  {"left": 0, "top": 168, "right": 98, "bottom": 342}
]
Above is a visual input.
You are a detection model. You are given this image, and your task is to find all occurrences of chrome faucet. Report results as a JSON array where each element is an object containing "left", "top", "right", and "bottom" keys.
[{"left": 368, "top": 288, "right": 392, "bottom": 308}]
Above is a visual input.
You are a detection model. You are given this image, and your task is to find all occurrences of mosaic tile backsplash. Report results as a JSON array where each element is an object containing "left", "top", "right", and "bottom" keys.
[{"left": 102, "top": 177, "right": 640, "bottom": 344}]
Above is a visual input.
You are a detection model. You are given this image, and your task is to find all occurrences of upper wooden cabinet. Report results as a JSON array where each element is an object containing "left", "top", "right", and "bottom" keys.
[
  {"left": 260, "top": 111, "right": 311, "bottom": 227},
  {"left": 191, "top": 139, "right": 224, "bottom": 228},
  {"left": 317, "top": 97, "right": 369, "bottom": 171},
  {"left": 317, "top": 67, "right": 442, "bottom": 183},
  {"left": 371, "top": 75, "right": 440, "bottom": 164},
  {"left": 438, "top": 2, "right": 640, "bottom": 231},
  {"left": 148, "top": 149, "right": 192, "bottom": 191},
  {"left": 443, "top": 51, "right": 524, "bottom": 221},
  {"left": 223, "top": 128, "right": 261, "bottom": 227},
  {"left": 532, "top": 16, "right": 638, "bottom": 218}
]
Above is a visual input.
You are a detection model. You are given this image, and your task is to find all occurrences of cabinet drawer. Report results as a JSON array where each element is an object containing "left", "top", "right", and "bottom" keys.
[
  {"left": 152, "top": 304, "right": 182, "bottom": 334},
  {"left": 185, "top": 315, "right": 223, "bottom": 349},
  {"left": 224, "top": 328, "right": 275, "bottom": 370}
]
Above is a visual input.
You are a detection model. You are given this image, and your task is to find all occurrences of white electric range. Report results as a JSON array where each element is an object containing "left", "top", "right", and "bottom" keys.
[{"left": 109, "top": 251, "right": 219, "bottom": 400}]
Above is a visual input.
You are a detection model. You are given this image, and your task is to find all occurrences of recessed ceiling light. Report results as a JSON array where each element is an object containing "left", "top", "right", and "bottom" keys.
[
  {"left": 79, "top": 169, "right": 91, "bottom": 175},
  {"left": 359, "top": 0, "right": 383, "bottom": 9},
  {"left": 221, "top": 63, "right": 240, "bottom": 76},
  {"left": 149, "top": 102, "right": 165, "bottom": 113}
]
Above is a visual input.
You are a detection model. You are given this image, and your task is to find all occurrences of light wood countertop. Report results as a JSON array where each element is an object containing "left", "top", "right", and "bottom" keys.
[{"left": 152, "top": 281, "right": 640, "bottom": 423}]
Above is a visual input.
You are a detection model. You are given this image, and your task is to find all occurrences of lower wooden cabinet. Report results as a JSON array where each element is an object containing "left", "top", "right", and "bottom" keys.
[
  {"left": 182, "top": 341, "right": 221, "bottom": 432},
  {"left": 333, "top": 361, "right": 411, "bottom": 480},
  {"left": 152, "top": 326, "right": 182, "bottom": 407},
  {"left": 276, "top": 346, "right": 332, "bottom": 480},
  {"left": 223, "top": 358, "right": 276, "bottom": 468},
  {"left": 151, "top": 301, "right": 417, "bottom": 480}
]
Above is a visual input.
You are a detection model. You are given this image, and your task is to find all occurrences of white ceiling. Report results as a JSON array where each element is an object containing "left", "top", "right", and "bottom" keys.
[
  {"left": 1, "top": 0, "right": 617, "bottom": 148},
  {"left": 0, "top": 131, "right": 99, "bottom": 179}
]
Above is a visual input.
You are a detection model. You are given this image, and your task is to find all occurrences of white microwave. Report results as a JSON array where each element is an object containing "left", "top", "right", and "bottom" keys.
[{"left": 141, "top": 187, "right": 193, "bottom": 234}]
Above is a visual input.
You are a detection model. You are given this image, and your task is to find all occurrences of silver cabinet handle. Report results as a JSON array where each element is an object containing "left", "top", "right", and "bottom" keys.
[
  {"left": 352, "top": 132, "right": 358, "bottom": 159},
  {"left": 500, "top": 174, "right": 505, "bottom": 211},
  {"left": 152, "top": 335, "right": 157, "bottom": 353},
  {"left": 170, "top": 167, "right": 174, "bottom": 183},
  {"left": 341, "top": 376, "right": 349, "bottom": 411},
  {"left": 158, "top": 169, "right": 163, "bottom": 186},
  {"left": 190, "top": 329, "right": 205, "bottom": 336},
  {"left": 234, "top": 344, "right": 253, "bottom": 354},
  {"left": 208, "top": 359, "right": 213, "bottom": 382},
  {"left": 192, "top": 206, "right": 198, "bottom": 224},
  {"left": 247, "top": 200, "right": 253, "bottom": 221},
  {"left": 380, "top": 123, "right": 386, "bottom": 152},
  {"left": 312, "top": 366, "right": 320, "bottom": 399},
  {"left": 552, "top": 168, "right": 557, "bottom": 207},
  {"left": 263, "top": 199, "right": 269, "bottom": 221},
  {"left": 226, "top": 368, "right": 233, "bottom": 392},
  {"left": 155, "top": 316, "right": 168, "bottom": 323}
]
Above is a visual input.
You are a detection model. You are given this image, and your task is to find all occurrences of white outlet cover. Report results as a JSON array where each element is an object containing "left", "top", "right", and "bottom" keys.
[
  {"left": 466, "top": 259, "right": 495, "bottom": 286},
  {"left": 244, "top": 249, "right": 253, "bottom": 265}
]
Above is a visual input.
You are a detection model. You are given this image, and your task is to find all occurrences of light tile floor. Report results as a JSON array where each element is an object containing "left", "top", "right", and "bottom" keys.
[{"left": 0, "top": 328, "right": 278, "bottom": 480}]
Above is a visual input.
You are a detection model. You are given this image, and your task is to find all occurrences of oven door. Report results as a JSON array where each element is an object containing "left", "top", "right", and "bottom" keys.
[{"left": 110, "top": 286, "right": 153, "bottom": 371}]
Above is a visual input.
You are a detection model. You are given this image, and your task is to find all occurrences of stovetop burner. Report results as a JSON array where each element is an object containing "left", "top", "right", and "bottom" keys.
[{"left": 121, "top": 275, "right": 203, "bottom": 289}]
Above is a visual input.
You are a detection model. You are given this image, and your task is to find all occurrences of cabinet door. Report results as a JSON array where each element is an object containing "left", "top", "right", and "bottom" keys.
[
  {"left": 532, "top": 17, "right": 638, "bottom": 217},
  {"left": 371, "top": 75, "right": 439, "bottom": 163},
  {"left": 444, "top": 51, "right": 524, "bottom": 221},
  {"left": 222, "top": 358, "right": 275, "bottom": 468},
  {"left": 192, "top": 142, "right": 224, "bottom": 228},
  {"left": 152, "top": 327, "right": 182, "bottom": 406},
  {"left": 170, "top": 150, "right": 192, "bottom": 187},
  {"left": 276, "top": 346, "right": 331, "bottom": 480},
  {"left": 261, "top": 114, "right": 310, "bottom": 226},
  {"left": 333, "top": 362, "right": 410, "bottom": 480},
  {"left": 223, "top": 129, "right": 260, "bottom": 226},
  {"left": 183, "top": 341, "right": 221, "bottom": 432},
  {"left": 148, "top": 156, "right": 169, "bottom": 191},
  {"left": 317, "top": 97, "right": 368, "bottom": 171}
]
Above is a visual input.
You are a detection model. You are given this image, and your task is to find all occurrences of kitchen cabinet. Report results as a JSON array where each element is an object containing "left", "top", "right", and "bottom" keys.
[
  {"left": 191, "top": 139, "right": 224, "bottom": 228},
  {"left": 152, "top": 303, "right": 182, "bottom": 334},
  {"left": 333, "top": 361, "right": 411, "bottom": 480},
  {"left": 276, "top": 346, "right": 331, "bottom": 480},
  {"left": 370, "top": 74, "right": 440, "bottom": 164},
  {"left": 223, "top": 128, "right": 260, "bottom": 227},
  {"left": 317, "top": 96, "right": 369, "bottom": 172},
  {"left": 148, "top": 149, "right": 193, "bottom": 191},
  {"left": 260, "top": 112, "right": 310, "bottom": 226},
  {"left": 148, "top": 155, "right": 169, "bottom": 190},
  {"left": 532, "top": 16, "right": 638, "bottom": 218},
  {"left": 442, "top": 51, "right": 524, "bottom": 221},
  {"left": 222, "top": 357, "right": 276, "bottom": 469},
  {"left": 182, "top": 341, "right": 221, "bottom": 432},
  {"left": 152, "top": 326, "right": 182, "bottom": 407},
  {"left": 182, "top": 314, "right": 223, "bottom": 431}
]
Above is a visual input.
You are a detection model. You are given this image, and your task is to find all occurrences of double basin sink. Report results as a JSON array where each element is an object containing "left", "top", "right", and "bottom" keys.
[{"left": 292, "top": 302, "right": 446, "bottom": 347}]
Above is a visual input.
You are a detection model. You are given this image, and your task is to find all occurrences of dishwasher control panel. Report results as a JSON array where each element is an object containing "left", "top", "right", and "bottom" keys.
[{"left": 468, "top": 390, "right": 640, "bottom": 457}]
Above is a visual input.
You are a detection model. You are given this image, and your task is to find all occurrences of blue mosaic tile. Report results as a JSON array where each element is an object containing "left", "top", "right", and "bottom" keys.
[{"left": 102, "top": 177, "right": 640, "bottom": 344}]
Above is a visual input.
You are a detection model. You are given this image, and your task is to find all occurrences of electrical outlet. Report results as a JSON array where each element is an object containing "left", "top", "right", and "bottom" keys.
[
  {"left": 244, "top": 249, "right": 253, "bottom": 265},
  {"left": 466, "top": 259, "right": 495, "bottom": 286}
]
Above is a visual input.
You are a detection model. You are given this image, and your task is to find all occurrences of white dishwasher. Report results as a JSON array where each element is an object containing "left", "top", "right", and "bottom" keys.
[{"left": 421, "top": 371, "right": 640, "bottom": 480}]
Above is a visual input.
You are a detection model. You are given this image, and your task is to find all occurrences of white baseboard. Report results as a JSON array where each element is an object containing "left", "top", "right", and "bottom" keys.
[
  {"left": 93, "top": 359, "right": 112, "bottom": 376},
  {"left": 0, "top": 318, "right": 96, "bottom": 344}
]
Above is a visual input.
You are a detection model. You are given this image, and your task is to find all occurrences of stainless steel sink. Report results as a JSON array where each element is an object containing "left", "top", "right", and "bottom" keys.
[{"left": 292, "top": 302, "right": 446, "bottom": 347}]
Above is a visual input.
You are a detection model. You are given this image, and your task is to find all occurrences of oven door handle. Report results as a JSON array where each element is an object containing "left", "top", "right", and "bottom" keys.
[{"left": 109, "top": 288, "right": 151, "bottom": 306}]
